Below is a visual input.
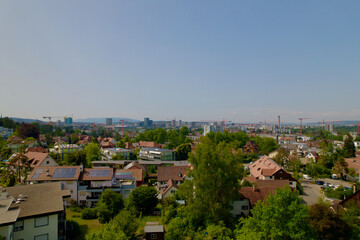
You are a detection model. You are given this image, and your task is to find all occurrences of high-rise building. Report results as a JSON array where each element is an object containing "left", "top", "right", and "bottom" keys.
[
  {"left": 106, "top": 118, "right": 112, "bottom": 126},
  {"left": 65, "top": 117, "right": 73, "bottom": 125},
  {"left": 171, "top": 119, "right": 176, "bottom": 127},
  {"left": 178, "top": 120, "right": 182, "bottom": 127},
  {"left": 144, "top": 118, "right": 152, "bottom": 127}
]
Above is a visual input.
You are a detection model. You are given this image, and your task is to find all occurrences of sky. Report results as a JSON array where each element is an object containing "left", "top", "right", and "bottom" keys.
[{"left": 0, "top": 1, "right": 359, "bottom": 123}]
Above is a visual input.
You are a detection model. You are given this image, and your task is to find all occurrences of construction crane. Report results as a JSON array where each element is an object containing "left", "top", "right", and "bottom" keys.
[
  {"left": 299, "top": 118, "right": 311, "bottom": 135},
  {"left": 317, "top": 120, "right": 343, "bottom": 132},
  {"left": 201, "top": 119, "right": 232, "bottom": 132},
  {"left": 118, "top": 119, "right": 126, "bottom": 136},
  {"left": 234, "top": 123, "right": 260, "bottom": 134},
  {"left": 259, "top": 120, "right": 267, "bottom": 134}
]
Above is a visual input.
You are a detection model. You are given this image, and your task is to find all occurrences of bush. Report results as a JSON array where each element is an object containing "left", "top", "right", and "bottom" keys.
[
  {"left": 66, "top": 220, "right": 81, "bottom": 239},
  {"left": 70, "top": 206, "right": 81, "bottom": 213},
  {"left": 81, "top": 208, "right": 98, "bottom": 219}
]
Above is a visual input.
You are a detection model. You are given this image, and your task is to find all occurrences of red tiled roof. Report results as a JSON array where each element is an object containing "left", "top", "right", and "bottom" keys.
[
  {"left": 139, "top": 141, "right": 162, "bottom": 148},
  {"left": 240, "top": 187, "right": 278, "bottom": 206},
  {"left": 25, "top": 152, "right": 50, "bottom": 167},
  {"left": 249, "top": 156, "right": 281, "bottom": 179}
]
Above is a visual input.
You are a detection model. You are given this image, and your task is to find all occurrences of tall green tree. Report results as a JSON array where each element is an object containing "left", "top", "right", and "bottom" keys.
[
  {"left": 175, "top": 143, "right": 191, "bottom": 160},
  {"left": 344, "top": 134, "right": 356, "bottom": 158},
  {"left": 127, "top": 186, "right": 158, "bottom": 214},
  {"left": 62, "top": 150, "right": 88, "bottom": 167},
  {"left": 96, "top": 189, "right": 124, "bottom": 223},
  {"left": 235, "top": 187, "right": 315, "bottom": 240},
  {"left": 84, "top": 142, "right": 101, "bottom": 162},
  {"left": 180, "top": 136, "right": 243, "bottom": 227}
]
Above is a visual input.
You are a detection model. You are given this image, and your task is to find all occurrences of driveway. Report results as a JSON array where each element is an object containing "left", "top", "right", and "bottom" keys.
[{"left": 300, "top": 178, "right": 353, "bottom": 206}]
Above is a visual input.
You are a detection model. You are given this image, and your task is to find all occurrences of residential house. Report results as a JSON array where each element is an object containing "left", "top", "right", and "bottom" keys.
[
  {"left": 157, "top": 166, "right": 188, "bottom": 191},
  {"left": 158, "top": 179, "right": 179, "bottom": 199},
  {"left": 6, "top": 136, "right": 38, "bottom": 153},
  {"left": 99, "top": 138, "right": 117, "bottom": 149},
  {"left": 345, "top": 156, "right": 360, "bottom": 175},
  {"left": 249, "top": 156, "right": 297, "bottom": 188},
  {"left": 243, "top": 141, "right": 259, "bottom": 154},
  {"left": 306, "top": 152, "right": 320, "bottom": 162},
  {"left": 78, "top": 168, "right": 116, "bottom": 206},
  {"left": 27, "top": 166, "right": 82, "bottom": 202},
  {"left": 0, "top": 182, "right": 70, "bottom": 240},
  {"left": 138, "top": 148, "right": 175, "bottom": 161},
  {"left": 125, "top": 142, "right": 135, "bottom": 150},
  {"left": 116, "top": 169, "right": 144, "bottom": 187},
  {"left": 144, "top": 224, "right": 164, "bottom": 240},
  {"left": 339, "top": 189, "right": 360, "bottom": 210},
  {"left": 238, "top": 183, "right": 291, "bottom": 217}
]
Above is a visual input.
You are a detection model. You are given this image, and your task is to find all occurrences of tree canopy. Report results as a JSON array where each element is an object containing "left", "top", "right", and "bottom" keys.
[
  {"left": 235, "top": 187, "right": 315, "bottom": 240},
  {"left": 96, "top": 189, "right": 124, "bottom": 223},
  {"left": 179, "top": 136, "right": 244, "bottom": 227},
  {"left": 127, "top": 186, "right": 158, "bottom": 214}
]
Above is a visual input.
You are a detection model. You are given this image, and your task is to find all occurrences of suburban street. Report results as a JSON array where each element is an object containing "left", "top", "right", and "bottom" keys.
[{"left": 301, "top": 178, "right": 353, "bottom": 206}]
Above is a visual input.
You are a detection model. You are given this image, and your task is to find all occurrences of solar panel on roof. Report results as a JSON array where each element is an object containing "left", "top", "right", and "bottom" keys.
[
  {"left": 89, "top": 169, "right": 111, "bottom": 177},
  {"left": 116, "top": 172, "right": 133, "bottom": 180},
  {"left": 52, "top": 168, "right": 76, "bottom": 178},
  {"left": 32, "top": 169, "right": 43, "bottom": 179}
]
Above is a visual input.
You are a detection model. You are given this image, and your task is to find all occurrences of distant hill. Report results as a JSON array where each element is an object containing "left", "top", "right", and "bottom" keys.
[
  {"left": 10, "top": 117, "right": 44, "bottom": 124},
  {"left": 74, "top": 118, "right": 140, "bottom": 124}
]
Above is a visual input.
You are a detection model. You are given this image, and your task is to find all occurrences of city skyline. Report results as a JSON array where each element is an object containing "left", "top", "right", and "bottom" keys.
[{"left": 1, "top": 1, "right": 359, "bottom": 123}]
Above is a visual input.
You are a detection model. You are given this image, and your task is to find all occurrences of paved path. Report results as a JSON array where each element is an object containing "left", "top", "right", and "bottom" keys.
[{"left": 300, "top": 178, "right": 353, "bottom": 206}]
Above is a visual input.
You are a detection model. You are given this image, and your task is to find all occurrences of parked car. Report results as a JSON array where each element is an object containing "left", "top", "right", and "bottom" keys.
[{"left": 316, "top": 181, "right": 325, "bottom": 185}]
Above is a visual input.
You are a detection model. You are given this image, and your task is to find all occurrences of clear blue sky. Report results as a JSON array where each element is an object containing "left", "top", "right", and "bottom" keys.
[{"left": 1, "top": 1, "right": 359, "bottom": 123}]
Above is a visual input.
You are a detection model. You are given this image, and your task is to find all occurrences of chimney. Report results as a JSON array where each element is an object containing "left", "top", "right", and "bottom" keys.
[{"left": 80, "top": 164, "right": 84, "bottom": 172}]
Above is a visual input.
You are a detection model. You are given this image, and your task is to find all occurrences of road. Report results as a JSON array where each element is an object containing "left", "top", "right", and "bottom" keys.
[{"left": 300, "top": 178, "right": 353, "bottom": 206}]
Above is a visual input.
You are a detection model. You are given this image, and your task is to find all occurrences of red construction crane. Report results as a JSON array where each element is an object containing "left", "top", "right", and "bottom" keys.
[
  {"left": 317, "top": 120, "right": 343, "bottom": 132},
  {"left": 299, "top": 118, "right": 311, "bottom": 135},
  {"left": 201, "top": 119, "right": 232, "bottom": 132},
  {"left": 259, "top": 120, "right": 267, "bottom": 134},
  {"left": 118, "top": 119, "right": 126, "bottom": 136}
]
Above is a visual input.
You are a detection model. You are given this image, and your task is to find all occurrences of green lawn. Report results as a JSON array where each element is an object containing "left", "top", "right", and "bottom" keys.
[
  {"left": 66, "top": 208, "right": 103, "bottom": 240},
  {"left": 136, "top": 214, "right": 163, "bottom": 236}
]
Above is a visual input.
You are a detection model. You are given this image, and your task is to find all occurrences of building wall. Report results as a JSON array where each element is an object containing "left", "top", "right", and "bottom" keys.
[
  {"left": 0, "top": 224, "right": 13, "bottom": 240},
  {"left": 231, "top": 199, "right": 250, "bottom": 217},
  {"left": 13, "top": 214, "right": 58, "bottom": 240},
  {"left": 39, "top": 156, "right": 58, "bottom": 167},
  {"left": 60, "top": 180, "right": 78, "bottom": 202},
  {"left": 146, "top": 232, "right": 164, "bottom": 240}
]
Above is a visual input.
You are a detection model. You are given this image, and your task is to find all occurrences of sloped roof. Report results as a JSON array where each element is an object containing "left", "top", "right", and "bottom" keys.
[
  {"left": 25, "top": 152, "right": 50, "bottom": 167},
  {"left": 139, "top": 141, "right": 162, "bottom": 148},
  {"left": 3, "top": 182, "right": 70, "bottom": 219},
  {"left": 27, "top": 166, "right": 82, "bottom": 181},
  {"left": 161, "top": 179, "right": 179, "bottom": 195},
  {"left": 124, "top": 162, "right": 146, "bottom": 172},
  {"left": 116, "top": 169, "right": 144, "bottom": 182},
  {"left": 157, "top": 166, "right": 188, "bottom": 182},
  {"left": 240, "top": 187, "right": 280, "bottom": 206},
  {"left": 80, "top": 168, "right": 113, "bottom": 181},
  {"left": 144, "top": 225, "right": 164, "bottom": 233},
  {"left": 249, "top": 156, "right": 281, "bottom": 179}
]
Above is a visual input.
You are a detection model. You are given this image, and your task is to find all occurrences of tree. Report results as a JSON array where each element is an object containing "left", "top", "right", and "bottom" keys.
[
  {"left": 96, "top": 189, "right": 124, "bottom": 223},
  {"left": 176, "top": 143, "right": 191, "bottom": 160},
  {"left": 180, "top": 136, "right": 244, "bottom": 227},
  {"left": 340, "top": 201, "right": 360, "bottom": 239},
  {"left": 235, "top": 187, "right": 315, "bottom": 240},
  {"left": 111, "top": 210, "right": 139, "bottom": 239},
  {"left": 17, "top": 123, "right": 39, "bottom": 139},
  {"left": 332, "top": 156, "right": 348, "bottom": 179},
  {"left": 309, "top": 202, "right": 350, "bottom": 240},
  {"left": 84, "top": 143, "right": 101, "bottom": 162},
  {"left": 344, "top": 134, "right": 356, "bottom": 158},
  {"left": 62, "top": 150, "right": 88, "bottom": 167},
  {"left": 127, "top": 186, "right": 158, "bottom": 214},
  {"left": 85, "top": 220, "right": 127, "bottom": 240},
  {"left": 272, "top": 148, "right": 288, "bottom": 167}
]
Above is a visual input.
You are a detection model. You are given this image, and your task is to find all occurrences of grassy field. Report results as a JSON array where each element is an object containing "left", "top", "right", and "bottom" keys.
[
  {"left": 136, "top": 214, "right": 163, "bottom": 236},
  {"left": 66, "top": 208, "right": 103, "bottom": 240}
]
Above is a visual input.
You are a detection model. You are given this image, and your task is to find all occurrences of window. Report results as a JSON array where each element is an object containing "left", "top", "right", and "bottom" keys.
[
  {"left": 151, "top": 233, "right": 157, "bottom": 239},
  {"left": 35, "top": 216, "right": 49, "bottom": 228},
  {"left": 34, "top": 234, "right": 48, "bottom": 240},
  {"left": 241, "top": 205, "right": 249, "bottom": 210},
  {"left": 14, "top": 220, "right": 24, "bottom": 231},
  {"left": 46, "top": 161, "right": 49, "bottom": 164}
]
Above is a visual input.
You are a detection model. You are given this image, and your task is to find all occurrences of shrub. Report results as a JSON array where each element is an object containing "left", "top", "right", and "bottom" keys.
[{"left": 81, "top": 208, "right": 98, "bottom": 219}]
